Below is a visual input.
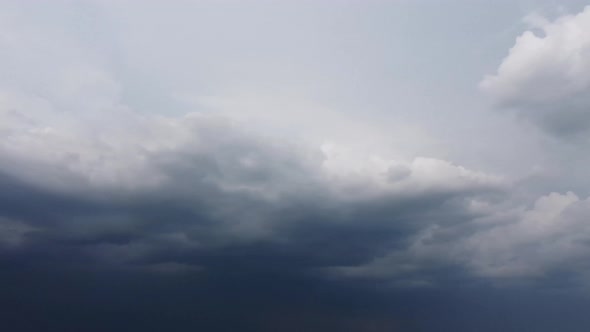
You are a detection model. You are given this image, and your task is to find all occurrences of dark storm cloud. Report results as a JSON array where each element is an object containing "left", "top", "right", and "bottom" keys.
[
  {"left": 7, "top": 1, "right": 590, "bottom": 330},
  {"left": 0, "top": 116, "right": 502, "bottom": 276},
  {"left": 0, "top": 79, "right": 509, "bottom": 277},
  {"left": 8, "top": 86, "right": 589, "bottom": 293},
  {"left": 4, "top": 255, "right": 590, "bottom": 332},
  {"left": 0, "top": 110, "right": 516, "bottom": 331}
]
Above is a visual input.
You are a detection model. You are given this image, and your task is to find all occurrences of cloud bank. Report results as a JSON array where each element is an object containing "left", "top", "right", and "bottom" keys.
[{"left": 4, "top": 1, "right": 590, "bottom": 331}]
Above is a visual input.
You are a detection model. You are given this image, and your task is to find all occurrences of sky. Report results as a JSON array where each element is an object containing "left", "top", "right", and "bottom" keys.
[{"left": 2, "top": 0, "right": 590, "bottom": 331}]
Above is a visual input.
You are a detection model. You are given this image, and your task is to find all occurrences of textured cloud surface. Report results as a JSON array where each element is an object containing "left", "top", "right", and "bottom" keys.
[
  {"left": 481, "top": 6, "right": 590, "bottom": 136},
  {"left": 0, "top": 100, "right": 505, "bottom": 273},
  {"left": 4, "top": 1, "right": 590, "bottom": 331}
]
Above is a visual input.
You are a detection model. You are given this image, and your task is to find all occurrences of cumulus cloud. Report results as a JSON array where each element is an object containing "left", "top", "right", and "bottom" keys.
[{"left": 481, "top": 6, "right": 590, "bottom": 136}]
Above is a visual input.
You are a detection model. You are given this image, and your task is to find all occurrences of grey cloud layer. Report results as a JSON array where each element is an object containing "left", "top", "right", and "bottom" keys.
[
  {"left": 3, "top": 2, "right": 590, "bottom": 291},
  {"left": 4, "top": 95, "right": 590, "bottom": 288},
  {"left": 5, "top": 5, "right": 590, "bottom": 324},
  {"left": 0, "top": 101, "right": 505, "bottom": 281}
]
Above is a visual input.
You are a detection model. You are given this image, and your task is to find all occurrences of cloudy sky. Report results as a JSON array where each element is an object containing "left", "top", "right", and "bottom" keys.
[{"left": 3, "top": 0, "right": 590, "bottom": 330}]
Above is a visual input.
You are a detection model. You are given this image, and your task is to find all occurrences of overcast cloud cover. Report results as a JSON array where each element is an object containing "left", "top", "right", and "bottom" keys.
[{"left": 3, "top": 1, "right": 590, "bottom": 331}]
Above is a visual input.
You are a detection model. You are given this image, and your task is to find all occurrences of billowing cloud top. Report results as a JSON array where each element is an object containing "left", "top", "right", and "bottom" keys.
[{"left": 481, "top": 6, "right": 590, "bottom": 136}]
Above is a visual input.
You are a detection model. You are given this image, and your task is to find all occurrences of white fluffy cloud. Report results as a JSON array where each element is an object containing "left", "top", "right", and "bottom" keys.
[{"left": 481, "top": 6, "right": 590, "bottom": 136}]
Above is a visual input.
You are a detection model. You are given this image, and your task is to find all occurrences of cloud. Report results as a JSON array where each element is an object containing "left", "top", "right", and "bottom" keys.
[
  {"left": 461, "top": 191, "right": 590, "bottom": 279},
  {"left": 481, "top": 6, "right": 590, "bottom": 137},
  {"left": 345, "top": 189, "right": 590, "bottom": 288},
  {"left": 7, "top": 2, "right": 590, "bottom": 330},
  {"left": 0, "top": 97, "right": 506, "bottom": 273},
  {"left": 0, "top": 10, "right": 505, "bottom": 280},
  {"left": 5, "top": 0, "right": 590, "bottom": 295}
]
